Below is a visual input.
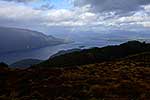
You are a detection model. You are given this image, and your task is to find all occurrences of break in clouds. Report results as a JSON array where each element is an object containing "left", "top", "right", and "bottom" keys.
[{"left": 0, "top": 0, "right": 150, "bottom": 33}]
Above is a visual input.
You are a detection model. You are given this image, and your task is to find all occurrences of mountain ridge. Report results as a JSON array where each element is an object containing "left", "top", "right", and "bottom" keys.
[
  {"left": 0, "top": 27, "right": 64, "bottom": 54},
  {"left": 10, "top": 59, "right": 43, "bottom": 68},
  {"left": 34, "top": 41, "right": 150, "bottom": 68},
  {"left": 0, "top": 50, "right": 150, "bottom": 99}
]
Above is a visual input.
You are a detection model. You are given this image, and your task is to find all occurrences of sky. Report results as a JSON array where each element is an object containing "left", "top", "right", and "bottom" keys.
[{"left": 0, "top": 0, "right": 150, "bottom": 35}]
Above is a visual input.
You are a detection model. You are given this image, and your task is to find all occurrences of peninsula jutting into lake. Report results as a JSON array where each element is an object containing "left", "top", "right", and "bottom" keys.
[{"left": 0, "top": 0, "right": 150, "bottom": 99}]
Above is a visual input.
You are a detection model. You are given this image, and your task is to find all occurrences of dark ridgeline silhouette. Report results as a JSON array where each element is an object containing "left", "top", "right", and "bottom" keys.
[
  {"left": 0, "top": 41, "right": 150, "bottom": 100},
  {"left": 0, "top": 62, "right": 8, "bottom": 68},
  {"left": 34, "top": 41, "right": 150, "bottom": 68},
  {"left": 10, "top": 59, "right": 43, "bottom": 68}
]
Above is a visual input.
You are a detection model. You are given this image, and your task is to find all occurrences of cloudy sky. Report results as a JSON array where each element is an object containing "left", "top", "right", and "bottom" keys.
[{"left": 0, "top": 0, "right": 150, "bottom": 35}]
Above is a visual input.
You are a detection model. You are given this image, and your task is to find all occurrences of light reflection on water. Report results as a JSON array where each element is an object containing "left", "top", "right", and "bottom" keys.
[{"left": 0, "top": 40, "right": 124, "bottom": 64}]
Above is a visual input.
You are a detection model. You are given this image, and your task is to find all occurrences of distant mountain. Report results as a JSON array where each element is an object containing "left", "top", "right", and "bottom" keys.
[
  {"left": 0, "top": 62, "right": 8, "bottom": 68},
  {"left": 0, "top": 27, "right": 64, "bottom": 54},
  {"left": 34, "top": 41, "right": 150, "bottom": 68},
  {"left": 0, "top": 62, "right": 9, "bottom": 72},
  {"left": 101, "top": 30, "right": 150, "bottom": 42},
  {"left": 10, "top": 59, "right": 43, "bottom": 68},
  {"left": 72, "top": 30, "right": 150, "bottom": 42},
  {"left": 50, "top": 48, "right": 81, "bottom": 58}
]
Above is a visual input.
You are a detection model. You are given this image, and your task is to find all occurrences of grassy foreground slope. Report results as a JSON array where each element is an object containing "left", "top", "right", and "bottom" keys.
[{"left": 0, "top": 52, "right": 150, "bottom": 100}]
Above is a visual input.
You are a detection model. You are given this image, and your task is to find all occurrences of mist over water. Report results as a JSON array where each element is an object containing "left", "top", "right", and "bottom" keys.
[
  {"left": 0, "top": 29, "right": 150, "bottom": 64},
  {"left": 0, "top": 39, "right": 123, "bottom": 64}
]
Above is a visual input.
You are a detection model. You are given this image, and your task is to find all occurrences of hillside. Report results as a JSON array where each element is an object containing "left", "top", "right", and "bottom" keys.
[
  {"left": 0, "top": 52, "right": 150, "bottom": 100},
  {"left": 10, "top": 59, "right": 43, "bottom": 68},
  {"left": 35, "top": 41, "right": 150, "bottom": 68},
  {"left": 0, "top": 27, "right": 64, "bottom": 54},
  {"left": 50, "top": 48, "right": 81, "bottom": 58}
]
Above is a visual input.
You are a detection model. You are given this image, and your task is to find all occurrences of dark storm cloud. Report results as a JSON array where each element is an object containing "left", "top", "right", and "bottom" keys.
[{"left": 74, "top": 0, "right": 150, "bottom": 14}]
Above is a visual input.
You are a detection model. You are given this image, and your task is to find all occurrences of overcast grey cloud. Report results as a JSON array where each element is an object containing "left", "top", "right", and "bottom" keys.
[
  {"left": 74, "top": 0, "right": 150, "bottom": 15},
  {"left": 0, "top": 0, "right": 149, "bottom": 35},
  {"left": 2, "top": 0, "right": 39, "bottom": 2}
]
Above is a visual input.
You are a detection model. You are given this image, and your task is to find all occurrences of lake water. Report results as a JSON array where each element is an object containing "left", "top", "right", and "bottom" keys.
[{"left": 0, "top": 39, "right": 125, "bottom": 64}]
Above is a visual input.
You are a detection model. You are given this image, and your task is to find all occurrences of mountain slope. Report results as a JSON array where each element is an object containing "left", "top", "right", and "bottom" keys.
[
  {"left": 0, "top": 52, "right": 150, "bottom": 100},
  {"left": 50, "top": 48, "right": 81, "bottom": 58},
  {"left": 35, "top": 41, "right": 150, "bottom": 68},
  {"left": 10, "top": 59, "right": 43, "bottom": 68},
  {"left": 0, "top": 27, "right": 63, "bottom": 54}
]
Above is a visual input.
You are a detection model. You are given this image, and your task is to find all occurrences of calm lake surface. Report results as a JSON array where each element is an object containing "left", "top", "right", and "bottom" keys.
[{"left": 0, "top": 39, "right": 125, "bottom": 64}]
